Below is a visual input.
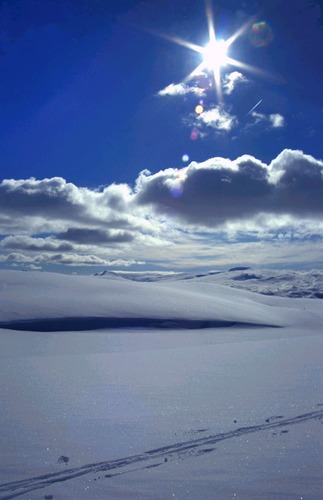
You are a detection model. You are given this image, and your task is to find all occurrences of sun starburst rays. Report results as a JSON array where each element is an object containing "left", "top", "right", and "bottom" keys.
[{"left": 152, "top": 2, "right": 265, "bottom": 102}]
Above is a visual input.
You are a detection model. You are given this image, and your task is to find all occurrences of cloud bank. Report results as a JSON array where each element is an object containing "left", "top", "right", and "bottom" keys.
[
  {"left": 135, "top": 149, "right": 323, "bottom": 226},
  {"left": 1, "top": 150, "right": 322, "bottom": 269}
]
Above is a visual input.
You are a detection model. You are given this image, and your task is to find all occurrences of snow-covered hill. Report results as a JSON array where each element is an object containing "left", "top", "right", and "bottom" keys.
[
  {"left": 0, "top": 270, "right": 322, "bottom": 499},
  {"left": 0, "top": 269, "right": 322, "bottom": 329}
]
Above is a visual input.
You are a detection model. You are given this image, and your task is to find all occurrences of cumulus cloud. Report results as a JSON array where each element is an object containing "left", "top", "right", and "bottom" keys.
[
  {"left": 0, "top": 176, "right": 156, "bottom": 238},
  {"left": 196, "top": 106, "right": 238, "bottom": 132},
  {"left": 1, "top": 150, "right": 322, "bottom": 269},
  {"left": 135, "top": 149, "right": 323, "bottom": 226},
  {"left": 223, "top": 71, "right": 248, "bottom": 95},
  {"left": 0, "top": 177, "right": 82, "bottom": 216},
  {"left": 157, "top": 82, "right": 206, "bottom": 97},
  {"left": 0, "top": 177, "right": 134, "bottom": 227}
]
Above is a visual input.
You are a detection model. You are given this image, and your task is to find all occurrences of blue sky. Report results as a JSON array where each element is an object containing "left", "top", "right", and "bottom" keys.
[{"left": 0, "top": 0, "right": 322, "bottom": 272}]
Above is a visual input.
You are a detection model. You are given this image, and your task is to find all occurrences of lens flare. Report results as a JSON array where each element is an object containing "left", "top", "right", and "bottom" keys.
[
  {"left": 195, "top": 104, "right": 204, "bottom": 114},
  {"left": 190, "top": 127, "right": 199, "bottom": 140},
  {"left": 249, "top": 21, "right": 273, "bottom": 48},
  {"left": 170, "top": 184, "right": 184, "bottom": 198},
  {"left": 182, "top": 154, "right": 190, "bottom": 162}
]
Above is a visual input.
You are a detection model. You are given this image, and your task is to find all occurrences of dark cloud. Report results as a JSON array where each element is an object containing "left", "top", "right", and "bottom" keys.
[
  {"left": 56, "top": 228, "right": 134, "bottom": 244},
  {"left": 0, "top": 177, "right": 134, "bottom": 228},
  {"left": 271, "top": 150, "right": 323, "bottom": 212},
  {"left": 0, "top": 177, "right": 141, "bottom": 266},
  {"left": 0, "top": 177, "right": 82, "bottom": 217},
  {"left": 135, "top": 149, "right": 323, "bottom": 226},
  {"left": 1, "top": 235, "right": 74, "bottom": 252}
]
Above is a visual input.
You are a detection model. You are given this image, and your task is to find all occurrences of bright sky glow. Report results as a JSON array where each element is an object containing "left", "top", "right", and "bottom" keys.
[{"left": 199, "top": 38, "right": 229, "bottom": 100}]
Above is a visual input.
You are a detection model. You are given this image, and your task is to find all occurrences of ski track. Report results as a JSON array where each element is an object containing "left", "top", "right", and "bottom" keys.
[{"left": 0, "top": 410, "right": 322, "bottom": 499}]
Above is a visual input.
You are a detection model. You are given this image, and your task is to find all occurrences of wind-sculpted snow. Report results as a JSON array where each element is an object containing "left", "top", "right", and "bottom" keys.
[{"left": 0, "top": 410, "right": 322, "bottom": 499}]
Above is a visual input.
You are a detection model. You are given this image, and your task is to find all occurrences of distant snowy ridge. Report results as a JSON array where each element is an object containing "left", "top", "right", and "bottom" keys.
[
  {"left": 95, "top": 268, "right": 323, "bottom": 298},
  {"left": 94, "top": 270, "right": 187, "bottom": 281}
]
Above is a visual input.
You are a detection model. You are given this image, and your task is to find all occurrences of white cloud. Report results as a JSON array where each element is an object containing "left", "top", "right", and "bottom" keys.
[
  {"left": 197, "top": 106, "right": 238, "bottom": 132},
  {"left": 269, "top": 113, "right": 285, "bottom": 128},
  {"left": 0, "top": 251, "right": 144, "bottom": 267},
  {"left": 250, "top": 111, "right": 285, "bottom": 129},
  {"left": 26, "top": 264, "right": 43, "bottom": 271},
  {"left": 223, "top": 71, "right": 248, "bottom": 95},
  {"left": 250, "top": 111, "right": 264, "bottom": 123},
  {"left": 157, "top": 83, "right": 205, "bottom": 97}
]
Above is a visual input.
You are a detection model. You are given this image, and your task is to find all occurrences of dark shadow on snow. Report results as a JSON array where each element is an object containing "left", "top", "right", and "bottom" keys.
[{"left": 0, "top": 316, "right": 279, "bottom": 332}]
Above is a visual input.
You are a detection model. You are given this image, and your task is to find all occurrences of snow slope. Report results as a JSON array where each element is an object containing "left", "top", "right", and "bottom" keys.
[{"left": 0, "top": 270, "right": 322, "bottom": 499}]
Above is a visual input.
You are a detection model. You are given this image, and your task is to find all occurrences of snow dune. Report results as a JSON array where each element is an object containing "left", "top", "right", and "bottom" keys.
[{"left": 0, "top": 270, "right": 322, "bottom": 499}]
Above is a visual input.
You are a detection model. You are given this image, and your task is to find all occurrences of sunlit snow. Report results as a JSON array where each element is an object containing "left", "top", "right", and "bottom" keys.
[{"left": 0, "top": 269, "right": 322, "bottom": 499}]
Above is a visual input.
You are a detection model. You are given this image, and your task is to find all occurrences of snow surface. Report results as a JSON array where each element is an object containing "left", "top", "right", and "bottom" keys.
[{"left": 0, "top": 270, "right": 322, "bottom": 499}]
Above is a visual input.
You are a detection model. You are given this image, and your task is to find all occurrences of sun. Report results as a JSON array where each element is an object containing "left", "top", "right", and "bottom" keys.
[
  {"left": 188, "top": 34, "right": 231, "bottom": 100},
  {"left": 202, "top": 39, "right": 228, "bottom": 71}
]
